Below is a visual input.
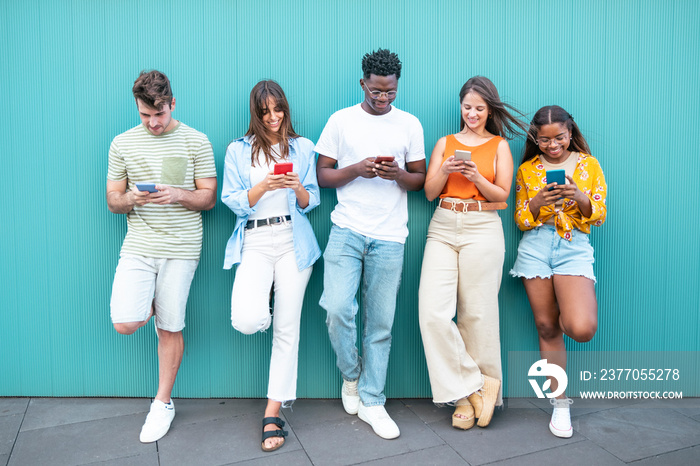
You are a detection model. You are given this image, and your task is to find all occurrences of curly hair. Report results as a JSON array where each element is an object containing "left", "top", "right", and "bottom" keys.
[
  {"left": 132, "top": 70, "right": 173, "bottom": 109},
  {"left": 361, "top": 49, "right": 402, "bottom": 79}
]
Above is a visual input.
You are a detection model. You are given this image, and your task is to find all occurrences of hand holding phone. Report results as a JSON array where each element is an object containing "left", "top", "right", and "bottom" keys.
[
  {"left": 373, "top": 156, "right": 399, "bottom": 181},
  {"left": 454, "top": 150, "right": 472, "bottom": 162},
  {"left": 274, "top": 162, "right": 294, "bottom": 175},
  {"left": 135, "top": 182, "right": 158, "bottom": 193},
  {"left": 546, "top": 169, "right": 566, "bottom": 190}
]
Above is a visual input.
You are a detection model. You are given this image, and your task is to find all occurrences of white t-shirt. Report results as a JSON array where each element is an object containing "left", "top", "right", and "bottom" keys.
[
  {"left": 249, "top": 145, "right": 291, "bottom": 220},
  {"left": 315, "top": 104, "right": 425, "bottom": 243}
]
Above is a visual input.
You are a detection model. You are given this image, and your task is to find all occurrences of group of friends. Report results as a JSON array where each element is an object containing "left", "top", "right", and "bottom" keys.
[{"left": 106, "top": 48, "right": 607, "bottom": 451}]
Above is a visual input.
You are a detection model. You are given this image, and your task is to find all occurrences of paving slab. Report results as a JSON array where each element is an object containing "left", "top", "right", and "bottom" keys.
[
  {"left": 296, "top": 401, "right": 443, "bottom": 465},
  {"left": 157, "top": 410, "right": 301, "bottom": 465},
  {"left": 575, "top": 407, "right": 700, "bottom": 462},
  {"left": 282, "top": 398, "right": 349, "bottom": 428},
  {"left": 21, "top": 398, "right": 149, "bottom": 432},
  {"left": 0, "top": 399, "right": 29, "bottom": 418},
  {"left": 224, "top": 449, "right": 312, "bottom": 466},
  {"left": 83, "top": 451, "right": 159, "bottom": 465},
  {"left": 401, "top": 399, "right": 451, "bottom": 424},
  {"left": 8, "top": 413, "right": 154, "bottom": 466},
  {"left": 501, "top": 398, "right": 538, "bottom": 409},
  {"left": 172, "top": 398, "right": 267, "bottom": 427},
  {"left": 527, "top": 397, "right": 639, "bottom": 418},
  {"left": 360, "top": 445, "right": 469, "bottom": 465},
  {"left": 431, "top": 405, "right": 580, "bottom": 465},
  {"left": 0, "top": 414, "right": 23, "bottom": 457},
  {"left": 493, "top": 439, "right": 625, "bottom": 466},
  {"left": 632, "top": 445, "right": 700, "bottom": 465}
]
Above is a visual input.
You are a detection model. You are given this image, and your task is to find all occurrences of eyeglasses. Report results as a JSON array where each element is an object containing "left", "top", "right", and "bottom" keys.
[
  {"left": 536, "top": 134, "right": 570, "bottom": 146},
  {"left": 363, "top": 84, "right": 397, "bottom": 99}
]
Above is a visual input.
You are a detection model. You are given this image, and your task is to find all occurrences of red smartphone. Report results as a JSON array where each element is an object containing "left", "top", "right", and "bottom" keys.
[
  {"left": 274, "top": 162, "right": 293, "bottom": 175},
  {"left": 374, "top": 156, "right": 395, "bottom": 163}
]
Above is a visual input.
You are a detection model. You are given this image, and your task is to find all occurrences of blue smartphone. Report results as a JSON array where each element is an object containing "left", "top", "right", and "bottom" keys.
[
  {"left": 135, "top": 182, "right": 158, "bottom": 193},
  {"left": 546, "top": 170, "right": 566, "bottom": 190}
]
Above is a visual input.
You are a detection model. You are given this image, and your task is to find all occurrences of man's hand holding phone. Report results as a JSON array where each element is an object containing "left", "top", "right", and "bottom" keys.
[
  {"left": 373, "top": 156, "right": 399, "bottom": 180},
  {"left": 130, "top": 185, "right": 153, "bottom": 206}
]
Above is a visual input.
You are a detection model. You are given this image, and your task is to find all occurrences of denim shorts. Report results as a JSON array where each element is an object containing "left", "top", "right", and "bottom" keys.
[{"left": 509, "top": 225, "right": 596, "bottom": 282}]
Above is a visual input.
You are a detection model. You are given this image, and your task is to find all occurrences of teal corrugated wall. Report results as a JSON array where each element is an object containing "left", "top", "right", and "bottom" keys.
[{"left": 1, "top": 0, "right": 699, "bottom": 398}]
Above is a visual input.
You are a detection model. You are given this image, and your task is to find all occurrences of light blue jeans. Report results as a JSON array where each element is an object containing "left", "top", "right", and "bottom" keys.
[{"left": 320, "top": 225, "right": 405, "bottom": 407}]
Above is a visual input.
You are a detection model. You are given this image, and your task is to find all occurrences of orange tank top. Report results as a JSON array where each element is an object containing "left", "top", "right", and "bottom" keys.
[{"left": 440, "top": 134, "right": 502, "bottom": 201}]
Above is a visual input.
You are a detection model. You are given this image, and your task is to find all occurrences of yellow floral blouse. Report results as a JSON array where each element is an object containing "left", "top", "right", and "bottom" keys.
[{"left": 514, "top": 153, "right": 607, "bottom": 241}]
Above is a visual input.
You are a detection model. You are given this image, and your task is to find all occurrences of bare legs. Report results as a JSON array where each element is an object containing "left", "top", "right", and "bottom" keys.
[
  {"left": 154, "top": 330, "right": 183, "bottom": 403},
  {"left": 523, "top": 275, "right": 597, "bottom": 396},
  {"left": 113, "top": 301, "right": 183, "bottom": 404}
]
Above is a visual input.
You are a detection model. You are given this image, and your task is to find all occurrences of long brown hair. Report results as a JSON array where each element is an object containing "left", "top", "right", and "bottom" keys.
[
  {"left": 521, "top": 106, "right": 591, "bottom": 163},
  {"left": 246, "top": 80, "right": 298, "bottom": 166},
  {"left": 459, "top": 76, "right": 528, "bottom": 139}
]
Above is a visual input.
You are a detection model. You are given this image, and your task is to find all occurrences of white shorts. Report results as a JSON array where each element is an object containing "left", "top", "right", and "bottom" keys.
[{"left": 110, "top": 255, "right": 199, "bottom": 332}]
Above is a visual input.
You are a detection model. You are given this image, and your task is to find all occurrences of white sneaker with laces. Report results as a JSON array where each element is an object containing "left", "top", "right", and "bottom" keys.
[
  {"left": 341, "top": 379, "right": 360, "bottom": 415},
  {"left": 140, "top": 399, "right": 175, "bottom": 443},
  {"left": 549, "top": 397, "right": 573, "bottom": 438},
  {"left": 358, "top": 402, "right": 400, "bottom": 439}
]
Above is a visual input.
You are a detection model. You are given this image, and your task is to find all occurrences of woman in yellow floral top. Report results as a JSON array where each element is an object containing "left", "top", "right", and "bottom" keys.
[{"left": 510, "top": 106, "right": 607, "bottom": 439}]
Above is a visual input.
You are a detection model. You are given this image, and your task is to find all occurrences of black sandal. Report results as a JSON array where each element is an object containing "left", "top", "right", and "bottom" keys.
[{"left": 261, "top": 416, "right": 288, "bottom": 452}]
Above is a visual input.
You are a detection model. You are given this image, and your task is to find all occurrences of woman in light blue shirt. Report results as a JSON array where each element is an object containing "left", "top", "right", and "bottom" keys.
[{"left": 222, "top": 80, "right": 321, "bottom": 453}]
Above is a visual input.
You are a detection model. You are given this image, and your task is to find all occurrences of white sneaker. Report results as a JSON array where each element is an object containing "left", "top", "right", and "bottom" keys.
[
  {"left": 549, "top": 398, "right": 573, "bottom": 438},
  {"left": 341, "top": 379, "right": 360, "bottom": 415},
  {"left": 140, "top": 399, "right": 175, "bottom": 443},
  {"left": 358, "top": 402, "right": 400, "bottom": 439}
]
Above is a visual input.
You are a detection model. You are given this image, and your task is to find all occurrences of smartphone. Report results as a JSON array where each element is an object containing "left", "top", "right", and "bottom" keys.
[
  {"left": 135, "top": 182, "right": 158, "bottom": 193},
  {"left": 546, "top": 169, "right": 566, "bottom": 190},
  {"left": 274, "top": 162, "right": 293, "bottom": 175},
  {"left": 374, "top": 156, "right": 395, "bottom": 163},
  {"left": 454, "top": 150, "right": 472, "bottom": 161}
]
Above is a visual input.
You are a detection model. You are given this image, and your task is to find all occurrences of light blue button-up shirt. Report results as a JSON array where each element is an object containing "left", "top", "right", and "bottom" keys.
[{"left": 222, "top": 136, "right": 321, "bottom": 270}]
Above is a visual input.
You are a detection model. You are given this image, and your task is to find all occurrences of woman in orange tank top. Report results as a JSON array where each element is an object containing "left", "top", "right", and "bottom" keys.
[{"left": 418, "top": 76, "right": 526, "bottom": 430}]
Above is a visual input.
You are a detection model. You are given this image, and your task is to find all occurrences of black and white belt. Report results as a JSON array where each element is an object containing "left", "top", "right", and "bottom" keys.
[{"left": 245, "top": 215, "right": 291, "bottom": 230}]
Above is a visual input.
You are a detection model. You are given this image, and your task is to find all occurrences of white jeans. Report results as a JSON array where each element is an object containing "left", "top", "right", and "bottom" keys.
[{"left": 231, "top": 222, "right": 312, "bottom": 404}]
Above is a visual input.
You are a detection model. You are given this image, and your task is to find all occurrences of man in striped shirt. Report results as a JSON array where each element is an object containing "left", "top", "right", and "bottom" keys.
[{"left": 106, "top": 70, "right": 217, "bottom": 443}]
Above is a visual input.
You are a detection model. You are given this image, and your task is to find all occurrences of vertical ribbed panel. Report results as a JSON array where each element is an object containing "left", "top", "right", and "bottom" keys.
[{"left": 1, "top": 0, "right": 699, "bottom": 398}]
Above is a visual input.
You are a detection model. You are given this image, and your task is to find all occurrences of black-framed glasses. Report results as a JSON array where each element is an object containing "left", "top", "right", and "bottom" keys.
[{"left": 363, "top": 84, "right": 397, "bottom": 99}]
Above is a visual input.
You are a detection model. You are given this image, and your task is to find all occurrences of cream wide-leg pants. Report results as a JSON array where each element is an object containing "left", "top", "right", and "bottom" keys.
[{"left": 418, "top": 205, "right": 504, "bottom": 405}]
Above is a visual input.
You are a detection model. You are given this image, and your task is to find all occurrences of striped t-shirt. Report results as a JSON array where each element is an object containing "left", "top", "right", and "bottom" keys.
[{"left": 107, "top": 122, "right": 216, "bottom": 260}]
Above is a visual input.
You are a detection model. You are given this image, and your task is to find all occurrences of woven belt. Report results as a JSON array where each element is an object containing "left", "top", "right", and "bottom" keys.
[
  {"left": 245, "top": 215, "right": 291, "bottom": 230},
  {"left": 439, "top": 200, "right": 507, "bottom": 212}
]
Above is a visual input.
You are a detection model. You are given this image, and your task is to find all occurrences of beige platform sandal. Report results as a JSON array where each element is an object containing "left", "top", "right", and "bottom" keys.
[{"left": 451, "top": 398, "right": 475, "bottom": 430}]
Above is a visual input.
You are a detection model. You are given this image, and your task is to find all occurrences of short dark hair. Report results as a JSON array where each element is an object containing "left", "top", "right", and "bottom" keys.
[
  {"left": 132, "top": 70, "right": 173, "bottom": 109},
  {"left": 362, "top": 49, "right": 402, "bottom": 79}
]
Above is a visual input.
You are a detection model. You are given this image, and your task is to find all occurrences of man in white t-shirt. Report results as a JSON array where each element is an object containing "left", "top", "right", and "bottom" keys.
[
  {"left": 106, "top": 70, "right": 217, "bottom": 443},
  {"left": 315, "top": 49, "right": 426, "bottom": 440}
]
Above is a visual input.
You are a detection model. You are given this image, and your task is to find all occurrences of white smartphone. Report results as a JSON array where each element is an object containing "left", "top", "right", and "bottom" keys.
[{"left": 454, "top": 150, "right": 472, "bottom": 161}]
